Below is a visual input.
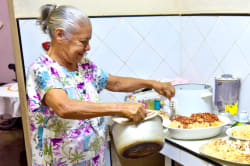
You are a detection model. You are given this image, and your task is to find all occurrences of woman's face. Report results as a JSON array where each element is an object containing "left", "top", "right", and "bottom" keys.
[{"left": 61, "top": 23, "right": 92, "bottom": 64}]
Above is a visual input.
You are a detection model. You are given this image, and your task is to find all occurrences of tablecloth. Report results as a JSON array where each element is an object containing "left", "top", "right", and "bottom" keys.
[{"left": 0, "top": 83, "right": 21, "bottom": 118}]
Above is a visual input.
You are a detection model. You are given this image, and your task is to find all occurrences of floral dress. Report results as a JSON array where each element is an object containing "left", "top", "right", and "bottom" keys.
[{"left": 26, "top": 54, "right": 109, "bottom": 166}]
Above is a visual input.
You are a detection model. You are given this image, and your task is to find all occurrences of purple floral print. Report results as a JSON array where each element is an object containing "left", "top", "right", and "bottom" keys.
[{"left": 26, "top": 54, "right": 108, "bottom": 165}]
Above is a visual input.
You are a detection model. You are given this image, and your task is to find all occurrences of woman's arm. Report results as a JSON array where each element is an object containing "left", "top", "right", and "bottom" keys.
[
  {"left": 105, "top": 74, "right": 175, "bottom": 99},
  {"left": 44, "top": 88, "right": 146, "bottom": 122}
]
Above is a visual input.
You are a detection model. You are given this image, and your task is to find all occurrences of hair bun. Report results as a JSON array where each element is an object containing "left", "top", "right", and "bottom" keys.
[{"left": 38, "top": 4, "right": 57, "bottom": 33}]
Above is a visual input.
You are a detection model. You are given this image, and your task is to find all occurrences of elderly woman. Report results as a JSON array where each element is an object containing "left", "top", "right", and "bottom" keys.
[{"left": 26, "top": 4, "right": 175, "bottom": 166}]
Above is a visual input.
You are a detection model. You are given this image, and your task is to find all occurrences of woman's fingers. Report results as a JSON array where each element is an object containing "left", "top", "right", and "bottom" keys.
[
  {"left": 164, "top": 88, "right": 175, "bottom": 100},
  {"left": 128, "top": 103, "right": 147, "bottom": 123},
  {"left": 155, "top": 82, "right": 175, "bottom": 99},
  {"left": 169, "top": 84, "right": 175, "bottom": 96},
  {"left": 133, "top": 107, "right": 145, "bottom": 123},
  {"left": 140, "top": 107, "right": 147, "bottom": 119},
  {"left": 121, "top": 102, "right": 141, "bottom": 122}
]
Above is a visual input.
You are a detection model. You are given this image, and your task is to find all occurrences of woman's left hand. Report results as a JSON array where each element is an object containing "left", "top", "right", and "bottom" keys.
[{"left": 152, "top": 81, "right": 175, "bottom": 100}]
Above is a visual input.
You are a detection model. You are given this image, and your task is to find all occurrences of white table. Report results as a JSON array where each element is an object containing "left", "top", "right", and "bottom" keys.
[
  {"left": 160, "top": 130, "right": 232, "bottom": 166},
  {"left": 0, "top": 82, "right": 21, "bottom": 119}
]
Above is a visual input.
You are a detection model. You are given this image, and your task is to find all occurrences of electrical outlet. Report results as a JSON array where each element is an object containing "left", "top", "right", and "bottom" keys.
[{"left": 0, "top": 21, "right": 4, "bottom": 30}]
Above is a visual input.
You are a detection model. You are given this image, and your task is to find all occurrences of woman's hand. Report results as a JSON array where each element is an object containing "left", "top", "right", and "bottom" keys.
[
  {"left": 152, "top": 81, "right": 175, "bottom": 100},
  {"left": 121, "top": 102, "right": 147, "bottom": 123}
]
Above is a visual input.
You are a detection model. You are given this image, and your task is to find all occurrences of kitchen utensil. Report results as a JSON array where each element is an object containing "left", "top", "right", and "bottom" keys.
[
  {"left": 162, "top": 115, "right": 230, "bottom": 139},
  {"left": 111, "top": 114, "right": 164, "bottom": 159},
  {"left": 172, "top": 83, "right": 213, "bottom": 116},
  {"left": 214, "top": 74, "right": 240, "bottom": 120},
  {"left": 168, "top": 99, "right": 176, "bottom": 119},
  {"left": 111, "top": 109, "right": 159, "bottom": 124}
]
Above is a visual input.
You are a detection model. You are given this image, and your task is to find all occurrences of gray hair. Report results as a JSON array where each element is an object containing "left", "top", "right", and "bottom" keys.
[{"left": 38, "top": 4, "right": 90, "bottom": 39}]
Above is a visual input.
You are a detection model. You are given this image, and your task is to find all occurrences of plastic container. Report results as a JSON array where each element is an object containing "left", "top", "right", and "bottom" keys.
[
  {"left": 154, "top": 98, "right": 161, "bottom": 110},
  {"left": 239, "top": 111, "right": 248, "bottom": 124}
]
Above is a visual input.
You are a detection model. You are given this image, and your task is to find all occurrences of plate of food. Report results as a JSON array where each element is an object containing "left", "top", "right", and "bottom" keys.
[
  {"left": 199, "top": 138, "right": 250, "bottom": 166},
  {"left": 162, "top": 112, "right": 230, "bottom": 139},
  {"left": 226, "top": 125, "right": 250, "bottom": 141}
]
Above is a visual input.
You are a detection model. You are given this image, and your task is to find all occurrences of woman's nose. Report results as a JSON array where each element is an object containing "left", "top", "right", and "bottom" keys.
[{"left": 85, "top": 43, "right": 90, "bottom": 51}]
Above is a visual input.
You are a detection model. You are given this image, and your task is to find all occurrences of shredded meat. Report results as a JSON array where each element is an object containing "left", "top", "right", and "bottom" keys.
[{"left": 170, "top": 113, "right": 219, "bottom": 126}]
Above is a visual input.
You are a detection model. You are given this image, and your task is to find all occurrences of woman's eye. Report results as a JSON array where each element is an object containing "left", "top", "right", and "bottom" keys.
[{"left": 80, "top": 40, "right": 87, "bottom": 45}]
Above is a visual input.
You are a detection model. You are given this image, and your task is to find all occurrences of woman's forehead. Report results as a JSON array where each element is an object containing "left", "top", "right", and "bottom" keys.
[{"left": 73, "top": 24, "right": 92, "bottom": 39}]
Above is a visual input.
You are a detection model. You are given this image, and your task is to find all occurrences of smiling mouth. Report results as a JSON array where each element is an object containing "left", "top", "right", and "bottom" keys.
[
  {"left": 78, "top": 53, "right": 84, "bottom": 56},
  {"left": 78, "top": 53, "right": 88, "bottom": 59}
]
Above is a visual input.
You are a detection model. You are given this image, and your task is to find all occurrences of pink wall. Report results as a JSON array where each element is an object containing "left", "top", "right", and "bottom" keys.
[{"left": 0, "top": 0, "right": 16, "bottom": 83}]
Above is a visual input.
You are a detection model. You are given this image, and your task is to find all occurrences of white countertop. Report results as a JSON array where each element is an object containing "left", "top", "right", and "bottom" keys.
[
  {"left": 165, "top": 130, "right": 228, "bottom": 154},
  {"left": 161, "top": 127, "right": 236, "bottom": 166}
]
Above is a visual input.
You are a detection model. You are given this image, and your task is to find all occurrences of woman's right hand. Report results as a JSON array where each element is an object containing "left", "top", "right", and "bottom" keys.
[{"left": 121, "top": 102, "right": 147, "bottom": 123}]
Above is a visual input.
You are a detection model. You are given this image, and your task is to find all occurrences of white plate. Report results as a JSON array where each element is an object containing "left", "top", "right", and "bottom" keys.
[
  {"left": 162, "top": 116, "right": 230, "bottom": 140},
  {"left": 200, "top": 143, "right": 250, "bottom": 166},
  {"left": 226, "top": 125, "right": 250, "bottom": 141}
]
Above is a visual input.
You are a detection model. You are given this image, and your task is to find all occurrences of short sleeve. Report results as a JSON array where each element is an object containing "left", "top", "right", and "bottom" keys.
[
  {"left": 93, "top": 66, "right": 109, "bottom": 93},
  {"left": 80, "top": 59, "right": 109, "bottom": 93},
  {"left": 26, "top": 64, "right": 64, "bottom": 112}
]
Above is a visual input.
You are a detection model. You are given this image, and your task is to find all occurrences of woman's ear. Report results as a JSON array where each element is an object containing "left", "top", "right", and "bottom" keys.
[{"left": 54, "top": 28, "right": 66, "bottom": 42}]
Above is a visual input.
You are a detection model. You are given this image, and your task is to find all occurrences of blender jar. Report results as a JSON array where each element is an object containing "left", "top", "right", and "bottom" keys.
[{"left": 214, "top": 74, "right": 240, "bottom": 122}]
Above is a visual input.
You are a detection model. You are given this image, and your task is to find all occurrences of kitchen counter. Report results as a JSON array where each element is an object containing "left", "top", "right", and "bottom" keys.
[{"left": 160, "top": 128, "right": 234, "bottom": 166}]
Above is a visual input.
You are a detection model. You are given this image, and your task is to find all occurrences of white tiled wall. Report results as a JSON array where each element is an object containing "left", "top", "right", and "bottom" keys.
[{"left": 89, "top": 16, "right": 250, "bottom": 115}]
